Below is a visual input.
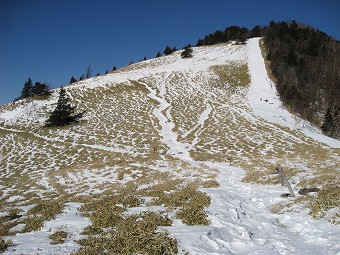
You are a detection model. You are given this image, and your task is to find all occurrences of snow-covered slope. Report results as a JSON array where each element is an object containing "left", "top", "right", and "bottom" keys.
[{"left": 0, "top": 38, "right": 339, "bottom": 255}]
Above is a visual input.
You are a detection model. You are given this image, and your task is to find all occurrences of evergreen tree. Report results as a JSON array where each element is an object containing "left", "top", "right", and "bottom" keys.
[
  {"left": 155, "top": 51, "right": 162, "bottom": 58},
  {"left": 112, "top": 66, "right": 117, "bottom": 71},
  {"left": 181, "top": 45, "right": 193, "bottom": 58},
  {"left": 172, "top": 47, "right": 177, "bottom": 52},
  {"left": 96, "top": 72, "right": 100, "bottom": 76},
  {"left": 45, "top": 87, "right": 80, "bottom": 127},
  {"left": 20, "top": 78, "right": 33, "bottom": 99},
  {"left": 69, "top": 76, "right": 77, "bottom": 84},
  {"left": 32, "top": 82, "right": 50, "bottom": 96},
  {"left": 163, "top": 46, "right": 173, "bottom": 55},
  {"left": 143, "top": 56, "right": 147, "bottom": 61},
  {"left": 79, "top": 74, "right": 85, "bottom": 81},
  {"left": 86, "top": 65, "right": 92, "bottom": 79},
  {"left": 321, "top": 108, "right": 335, "bottom": 137},
  {"left": 105, "top": 69, "right": 109, "bottom": 74}
]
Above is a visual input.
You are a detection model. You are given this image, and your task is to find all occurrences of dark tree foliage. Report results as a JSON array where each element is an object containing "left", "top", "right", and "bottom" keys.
[
  {"left": 96, "top": 73, "right": 100, "bottom": 76},
  {"left": 79, "top": 74, "right": 85, "bottom": 81},
  {"left": 196, "top": 26, "right": 255, "bottom": 46},
  {"left": 321, "top": 109, "right": 335, "bottom": 137},
  {"left": 143, "top": 56, "right": 147, "bottom": 61},
  {"left": 86, "top": 65, "right": 92, "bottom": 79},
  {"left": 163, "top": 46, "right": 174, "bottom": 55},
  {"left": 181, "top": 45, "right": 193, "bottom": 58},
  {"left": 112, "top": 66, "right": 117, "bottom": 71},
  {"left": 155, "top": 51, "right": 162, "bottom": 58},
  {"left": 263, "top": 20, "right": 340, "bottom": 138},
  {"left": 69, "top": 76, "right": 77, "bottom": 84},
  {"left": 105, "top": 70, "right": 109, "bottom": 74},
  {"left": 18, "top": 78, "right": 50, "bottom": 101},
  {"left": 20, "top": 78, "right": 33, "bottom": 99},
  {"left": 32, "top": 82, "right": 50, "bottom": 96},
  {"left": 45, "top": 87, "right": 82, "bottom": 127}
]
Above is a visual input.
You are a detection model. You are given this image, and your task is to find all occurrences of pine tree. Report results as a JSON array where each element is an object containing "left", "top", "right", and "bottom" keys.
[
  {"left": 181, "top": 45, "right": 193, "bottom": 58},
  {"left": 112, "top": 66, "right": 117, "bottom": 71},
  {"left": 69, "top": 76, "right": 77, "bottom": 84},
  {"left": 143, "top": 56, "right": 147, "bottom": 61},
  {"left": 321, "top": 108, "right": 335, "bottom": 137},
  {"left": 32, "top": 82, "right": 50, "bottom": 96},
  {"left": 45, "top": 87, "right": 80, "bottom": 127},
  {"left": 20, "top": 78, "right": 33, "bottom": 99},
  {"left": 155, "top": 51, "right": 162, "bottom": 58},
  {"left": 86, "top": 65, "right": 92, "bottom": 79},
  {"left": 163, "top": 46, "right": 173, "bottom": 55},
  {"left": 105, "top": 69, "right": 109, "bottom": 74}
]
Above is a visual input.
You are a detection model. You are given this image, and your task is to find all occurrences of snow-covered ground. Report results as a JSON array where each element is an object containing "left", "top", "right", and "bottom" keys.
[
  {"left": 3, "top": 203, "right": 91, "bottom": 255},
  {"left": 157, "top": 38, "right": 340, "bottom": 255},
  {"left": 1, "top": 38, "right": 339, "bottom": 255}
]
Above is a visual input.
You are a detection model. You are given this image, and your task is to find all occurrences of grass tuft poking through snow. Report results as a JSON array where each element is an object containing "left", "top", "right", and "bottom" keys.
[{"left": 0, "top": 39, "right": 339, "bottom": 254}]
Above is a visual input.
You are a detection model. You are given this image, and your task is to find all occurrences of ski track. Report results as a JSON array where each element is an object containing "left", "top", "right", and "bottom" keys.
[{"left": 0, "top": 38, "right": 339, "bottom": 255}]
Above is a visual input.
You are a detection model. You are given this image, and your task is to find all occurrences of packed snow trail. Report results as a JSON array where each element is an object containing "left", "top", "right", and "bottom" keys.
[
  {"left": 168, "top": 163, "right": 340, "bottom": 255},
  {"left": 165, "top": 38, "right": 340, "bottom": 255},
  {"left": 1, "top": 38, "right": 339, "bottom": 255},
  {"left": 141, "top": 80, "right": 193, "bottom": 161}
]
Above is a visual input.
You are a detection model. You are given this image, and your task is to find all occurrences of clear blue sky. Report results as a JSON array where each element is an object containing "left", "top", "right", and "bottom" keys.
[{"left": 1, "top": 0, "right": 339, "bottom": 105}]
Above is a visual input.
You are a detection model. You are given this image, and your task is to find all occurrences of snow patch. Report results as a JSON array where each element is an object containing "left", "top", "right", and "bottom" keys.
[{"left": 3, "top": 202, "right": 90, "bottom": 255}]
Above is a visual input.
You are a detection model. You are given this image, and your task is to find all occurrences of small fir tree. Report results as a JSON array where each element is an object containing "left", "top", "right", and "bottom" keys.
[
  {"left": 20, "top": 78, "right": 33, "bottom": 99},
  {"left": 321, "top": 108, "right": 335, "bottom": 137},
  {"left": 69, "top": 76, "right": 77, "bottom": 84},
  {"left": 45, "top": 87, "right": 80, "bottom": 127},
  {"left": 32, "top": 82, "right": 50, "bottom": 96},
  {"left": 181, "top": 45, "right": 193, "bottom": 58},
  {"left": 105, "top": 69, "right": 109, "bottom": 74},
  {"left": 86, "top": 65, "right": 92, "bottom": 79},
  {"left": 112, "top": 66, "right": 117, "bottom": 71},
  {"left": 155, "top": 51, "right": 162, "bottom": 58},
  {"left": 163, "top": 46, "right": 173, "bottom": 55}
]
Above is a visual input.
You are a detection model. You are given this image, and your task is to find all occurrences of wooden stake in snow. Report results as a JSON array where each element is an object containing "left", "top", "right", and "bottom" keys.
[{"left": 275, "top": 163, "right": 295, "bottom": 197}]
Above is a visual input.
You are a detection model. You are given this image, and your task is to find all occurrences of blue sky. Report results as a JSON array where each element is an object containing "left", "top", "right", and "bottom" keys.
[{"left": 1, "top": 0, "right": 339, "bottom": 105}]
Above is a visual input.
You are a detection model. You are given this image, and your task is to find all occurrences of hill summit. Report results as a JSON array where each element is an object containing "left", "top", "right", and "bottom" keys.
[{"left": 0, "top": 38, "right": 339, "bottom": 254}]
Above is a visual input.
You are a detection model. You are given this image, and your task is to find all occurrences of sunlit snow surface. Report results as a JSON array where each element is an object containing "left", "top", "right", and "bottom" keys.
[
  {"left": 1, "top": 38, "right": 339, "bottom": 255},
  {"left": 163, "top": 38, "right": 340, "bottom": 255}
]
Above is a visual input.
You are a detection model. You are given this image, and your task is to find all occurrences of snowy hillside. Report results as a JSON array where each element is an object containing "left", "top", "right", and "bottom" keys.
[{"left": 0, "top": 38, "right": 339, "bottom": 254}]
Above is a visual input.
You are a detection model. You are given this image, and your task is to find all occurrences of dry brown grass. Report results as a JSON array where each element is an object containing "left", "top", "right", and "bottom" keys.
[
  {"left": 1, "top": 40, "right": 339, "bottom": 255},
  {"left": 0, "top": 237, "right": 12, "bottom": 253},
  {"left": 48, "top": 230, "right": 69, "bottom": 245},
  {"left": 75, "top": 211, "right": 177, "bottom": 255},
  {"left": 310, "top": 186, "right": 340, "bottom": 224},
  {"left": 23, "top": 200, "right": 65, "bottom": 232},
  {"left": 151, "top": 182, "right": 211, "bottom": 225}
]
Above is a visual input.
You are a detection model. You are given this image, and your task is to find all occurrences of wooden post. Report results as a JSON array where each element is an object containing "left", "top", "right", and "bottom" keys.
[{"left": 275, "top": 163, "right": 295, "bottom": 197}]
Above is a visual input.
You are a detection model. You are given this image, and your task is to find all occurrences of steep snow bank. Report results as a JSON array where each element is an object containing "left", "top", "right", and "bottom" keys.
[{"left": 247, "top": 38, "right": 340, "bottom": 148}]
